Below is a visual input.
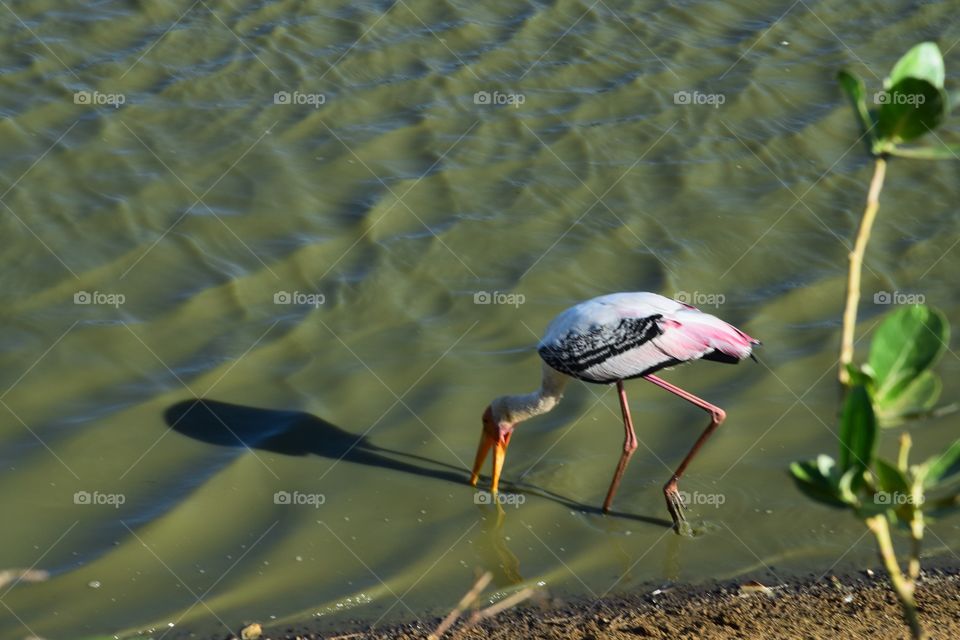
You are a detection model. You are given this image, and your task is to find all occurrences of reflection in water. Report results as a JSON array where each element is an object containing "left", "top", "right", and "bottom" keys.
[
  {"left": 663, "top": 534, "right": 683, "bottom": 583},
  {"left": 476, "top": 502, "right": 523, "bottom": 586},
  {"left": 159, "top": 399, "right": 686, "bottom": 626}
]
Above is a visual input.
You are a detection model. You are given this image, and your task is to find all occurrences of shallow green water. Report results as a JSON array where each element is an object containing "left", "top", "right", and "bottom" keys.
[{"left": 2, "top": 0, "right": 960, "bottom": 637}]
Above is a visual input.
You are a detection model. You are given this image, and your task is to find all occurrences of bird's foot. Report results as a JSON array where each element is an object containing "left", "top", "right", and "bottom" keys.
[{"left": 663, "top": 480, "right": 691, "bottom": 536}]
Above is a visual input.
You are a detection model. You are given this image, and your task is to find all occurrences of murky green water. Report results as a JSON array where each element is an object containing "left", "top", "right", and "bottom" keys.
[{"left": 2, "top": 1, "right": 960, "bottom": 637}]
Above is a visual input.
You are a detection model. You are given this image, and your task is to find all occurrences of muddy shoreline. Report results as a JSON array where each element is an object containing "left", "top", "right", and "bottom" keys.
[{"left": 202, "top": 564, "right": 960, "bottom": 640}]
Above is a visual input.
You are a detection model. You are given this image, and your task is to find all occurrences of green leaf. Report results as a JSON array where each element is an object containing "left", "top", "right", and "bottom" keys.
[
  {"left": 874, "top": 457, "right": 910, "bottom": 493},
  {"left": 877, "top": 369, "right": 941, "bottom": 426},
  {"left": 923, "top": 439, "right": 960, "bottom": 488},
  {"left": 817, "top": 453, "right": 837, "bottom": 479},
  {"left": 789, "top": 459, "right": 847, "bottom": 509},
  {"left": 887, "top": 143, "right": 960, "bottom": 160},
  {"left": 887, "top": 42, "right": 945, "bottom": 90},
  {"left": 838, "top": 467, "right": 862, "bottom": 505},
  {"left": 868, "top": 305, "right": 949, "bottom": 407},
  {"left": 838, "top": 385, "right": 878, "bottom": 473},
  {"left": 877, "top": 78, "right": 946, "bottom": 143},
  {"left": 845, "top": 362, "right": 875, "bottom": 389},
  {"left": 838, "top": 70, "right": 875, "bottom": 141}
]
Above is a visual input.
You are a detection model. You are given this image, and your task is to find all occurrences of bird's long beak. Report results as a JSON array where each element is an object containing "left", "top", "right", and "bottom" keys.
[
  {"left": 470, "top": 430, "right": 495, "bottom": 487},
  {"left": 490, "top": 432, "right": 511, "bottom": 493},
  {"left": 470, "top": 425, "right": 512, "bottom": 493}
]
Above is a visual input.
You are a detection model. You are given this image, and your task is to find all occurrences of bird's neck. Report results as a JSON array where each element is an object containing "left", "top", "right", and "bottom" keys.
[{"left": 494, "top": 364, "right": 568, "bottom": 424}]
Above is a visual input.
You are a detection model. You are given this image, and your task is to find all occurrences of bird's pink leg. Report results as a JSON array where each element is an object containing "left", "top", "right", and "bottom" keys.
[
  {"left": 601, "top": 380, "right": 639, "bottom": 513},
  {"left": 644, "top": 374, "right": 726, "bottom": 531}
]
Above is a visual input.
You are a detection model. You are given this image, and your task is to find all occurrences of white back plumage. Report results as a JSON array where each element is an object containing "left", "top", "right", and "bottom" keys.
[{"left": 538, "top": 292, "right": 758, "bottom": 383}]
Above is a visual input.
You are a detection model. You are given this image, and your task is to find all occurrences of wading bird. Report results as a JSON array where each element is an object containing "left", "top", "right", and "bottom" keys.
[{"left": 470, "top": 292, "right": 760, "bottom": 531}]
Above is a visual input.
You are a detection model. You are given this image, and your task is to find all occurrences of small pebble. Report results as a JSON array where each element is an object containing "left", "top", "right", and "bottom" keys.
[
  {"left": 240, "top": 622, "right": 262, "bottom": 640},
  {"left": 739, "top": 580, "right": 774, "bottom": 597}
]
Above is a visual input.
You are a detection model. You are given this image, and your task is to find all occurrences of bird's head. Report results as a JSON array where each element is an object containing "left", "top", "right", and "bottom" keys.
[{"left": 469, "top": 403, "right": 514, "bottom": 494}]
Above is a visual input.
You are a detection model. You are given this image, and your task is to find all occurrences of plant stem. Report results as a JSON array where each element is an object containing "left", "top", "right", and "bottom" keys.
[
  {"left": 896, "top": 433, "right": 925, "bottom": 582},
  {"left": 898, "top": 433, "right": 912, "bottom": 472},
  {"left": 866, "top": 514, "right": 927, "bottom": 639},
  {"left": 909, "top": 505, "right": 924, "bottom": 582},
  {"left": 839, "top": 157, "right": 888, "bottom": 384}
]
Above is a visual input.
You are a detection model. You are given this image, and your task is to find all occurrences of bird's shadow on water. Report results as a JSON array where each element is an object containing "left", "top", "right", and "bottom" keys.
[{"left": 163, "top": 399, "right": 671, "bottom": 529}]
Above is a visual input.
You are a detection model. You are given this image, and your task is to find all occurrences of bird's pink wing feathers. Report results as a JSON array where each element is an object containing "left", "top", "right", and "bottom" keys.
[{"left": 654, "top": 310, "right": 757, "bottom": 362}]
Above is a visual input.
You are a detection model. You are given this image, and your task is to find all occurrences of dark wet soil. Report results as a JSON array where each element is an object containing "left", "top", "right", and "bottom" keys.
[{"left": 210, "top": 566, "right": 960, "bottom": 640}]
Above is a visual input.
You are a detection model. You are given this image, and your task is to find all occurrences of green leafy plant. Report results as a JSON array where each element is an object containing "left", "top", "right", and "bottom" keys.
[
  {"left": 792, "top": 41, "right": 960, "bottom": 640},
  {"left": 791, "top": 305, "right": 955, "bottom": 640},
  {"left": 839, "top": 42, "right": 957, "bottom": 159},
  {"left": 866, "top": 305, "right": 950, "bottom": 425},
  {"left": 838, "top": 42, "right": 960, "bottom": 385}
]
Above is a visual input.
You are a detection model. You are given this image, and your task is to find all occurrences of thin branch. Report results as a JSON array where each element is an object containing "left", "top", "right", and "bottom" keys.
[
  {"left": 866, "top": 514, "right": 927, "bottom": 640},
  {"left": 459, "top": 587, "right": 537, "bottom": 636},
  {"left": 839, "top": 157, "right": 888, "bottom": 384},
  {"left": 428, "top": 572, "right": 493, "bottom": 640}
]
